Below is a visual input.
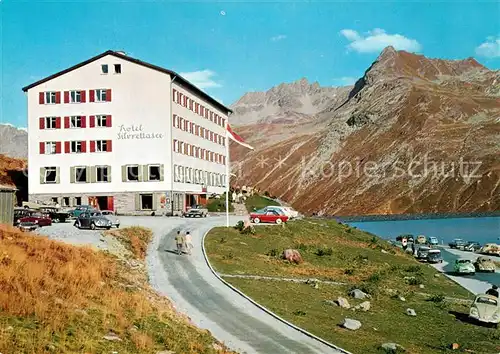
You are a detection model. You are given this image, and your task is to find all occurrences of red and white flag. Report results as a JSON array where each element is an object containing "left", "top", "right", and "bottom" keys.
[{"left": 226, "top": 124, "right": 254, "bottom": 150}]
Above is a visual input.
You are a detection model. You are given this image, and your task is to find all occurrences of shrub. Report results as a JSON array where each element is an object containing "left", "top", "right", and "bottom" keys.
[
  {"left": 344, "top": 268, "right": 355, "bottom": 275},
  {"left": 427, "top": 294, "right": 445, "bottom": 303},
  {"left": 296, "top": 243, "right": 308, "bottom": 251},
  {"left": 293, "top": 310, "right": 306, "bottom": 316},
  {"left": 222, "top": 252, "right": 234, "bottom": 260},
  {"left": 266, "top": 249, "right": 278, "bottom": 257},
  {"left": 264, "top": 191, "right": 270, "bottom": 197},
  {"left": 407, "top": 276, "right": 423, "bottom": 286},
  {"left": 315, "top": 247, "right": 333, "bottom": 257},
  {"left": 368, "top": 273, "right": 381, "bottom": 283},
  {"left": 234, "top": 221, "right": 245, "bottom": 231},
  {"left": 405, "top": 265, "right": 423, "bottom": 274},
  {"left": 370, "top": 236, "right": 378, "bottom": 244},
  {"left": 219, "top": 237, "right": 227, "bottom": 244}
]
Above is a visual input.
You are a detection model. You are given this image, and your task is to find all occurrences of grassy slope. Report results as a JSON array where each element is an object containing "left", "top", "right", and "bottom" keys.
[
  {"left": 205, "top": 219, "right": 500, "bottom": 354},
  {"left": 244, "top": 195, "right": 280, "bottom": 213},
  {"left": 0, "top": 225, "right": 232, "bottom": 354}
]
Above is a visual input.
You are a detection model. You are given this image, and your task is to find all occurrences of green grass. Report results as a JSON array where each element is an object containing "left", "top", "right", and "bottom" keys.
[
  {"left": 244, "top": 195, "right": 280, "bottom": 213},
  {"left": 206, "top": 197, "right": 234, "bottom": 212},
  {"left": 205, "top": 219, "right": 499, "bottom": 354}
]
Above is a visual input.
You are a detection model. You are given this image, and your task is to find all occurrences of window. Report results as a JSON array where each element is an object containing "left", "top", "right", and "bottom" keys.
[
  {"left": 45, "top": 92, "right": 57, "bottom": 104},
  {"left": 96, "top": 115, "right": 109, "bottom": 127},
  {"left": 70, "top": 90, "right": 81, "bottom": 103},
  {"left": 44, "top": 167, "right": 57, "bottom": 183},
  {"left": 75, "top": 167, "right": 87, "bottom": 183},
  {"left": 95, "top": 89, "right": 108, "bottom": 102},
  {"left": 45, "top": 142, "right": 57, "bottom": 154},
  {"left": 127, "top": 165, "right": 139, "bottom": 181},
  {"left": 62, "top": 197, "right": 70, "bottom": 207},
  {"left": 184, "top": 167, "right": 190, "bottom": 183},
  {"left": 141, "top": 194, "right": 153, "bottom": 210},
  {"left": 101, "top": 64, "right": 108, "bottom": 74},
  {"left": 71, "top": 116, "right": 82, "bottom": 128},
  {"left": 149, "top": 165, "right": 161, "bottom": 181},
  {"left": 45, "top": 116, "right": 58, "bottom": 129},
  {"left": 96, "top": 140, "right": 108, "bottom": 152},
  {"left": 96, "top": 166, "right": 110, "bottom": 182},
  {"left": 71, "top": 141, "right": 82, "bottom": 153},
  {"left": 51, "top": 197, "right": 58, "bottom": 204},
  {"left": 114, "top": 64, "right": 121, "bottom": 74},
  {"left": 75, "top": 197, "right": 82, "bottom": 206}
]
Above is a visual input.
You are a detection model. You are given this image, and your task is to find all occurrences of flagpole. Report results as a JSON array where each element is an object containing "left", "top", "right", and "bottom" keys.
[{"left": 225, "top": 133, "right": 230, "bottom": 228}]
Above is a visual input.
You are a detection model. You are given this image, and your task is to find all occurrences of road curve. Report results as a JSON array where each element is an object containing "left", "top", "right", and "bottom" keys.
[{"left": 142, "top": 215, "right": 344, "bottom": 354}]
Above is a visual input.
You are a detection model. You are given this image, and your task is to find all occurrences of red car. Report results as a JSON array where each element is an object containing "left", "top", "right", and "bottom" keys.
[
  {"left": 18, "top": 211, "right": 52, "bottom": 227},
  {"left": 250, "top": 209, "right": 289, "bottom": 224}
]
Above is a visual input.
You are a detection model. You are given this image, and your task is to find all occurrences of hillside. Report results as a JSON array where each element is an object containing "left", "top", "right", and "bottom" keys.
[
  {"left": 0, "top": 124, "right": 28, "bottom": 159},
  {"left": 230, "top": 46, "right": 500, "bottom": 216}
]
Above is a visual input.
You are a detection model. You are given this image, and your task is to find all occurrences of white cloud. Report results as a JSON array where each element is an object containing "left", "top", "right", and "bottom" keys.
[
  {"left": 270, "top": 34, "right": 287, "bottom": 42},
  {"left": 475, "top": 36, "right": 500, "bottom": 58},
  {"left": 0, "top": 123, "right": 27, "bottom": 131},
  {"left": 340, "top": 28, "right": 422, "bottom": 53},
  {"left": 333, "top": 77, "right": 358, "bottom": 86},
  {"left": 180, "top": 69, "right": 222, "bottom": 89}
]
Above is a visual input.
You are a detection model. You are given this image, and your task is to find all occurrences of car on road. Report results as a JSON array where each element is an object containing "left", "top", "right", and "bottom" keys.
[
  {"left": 469, "top": 294, "right": 500, "bottom": 328},
  {"left": 18, "top": 210, "right": 52, "bottom": 227},
  {"left": 428, "top": 237, "right": 439, "bottom": 246},
  {"left": 479, "top": 243, "right": 500, "bottom": 256},
  {"left": 474, "top": 256, "right": 496, "bottom": 273},
  {"left": 183, "top": 205, "right": 208, "bottom": 218},
  {"left": 449, "top": 238, "right": 467, "bottom": 249},
  {"left": 263, "top": 206, "right": 299, "bottom": 219},
  {"left": 250, "top": 209, "right": 288, "bottom": 224},
  {"left": 464, "top": 241, "right": 481, "bottom": 252},
  {"left": 415, "top": 235, "right": 427, "bottom": 245},
  {"left": 70, "top": 205, "right": 94, "bottom": 218},
  {"left": 427, "top": 249, "right": 443, "bottom": 263},
  {"left": 454, "top": 258, "right": 475, "bottom": 275},
  {"left": 18, "top": 221, "right": 38, "bottom": 232},
  {"left": 74, "top": 210, "right": 112, "bottom": 230},
  {"left": 39, "top": 206, "right": 70, "bottom": 223},
  {"left": 101, "top": 210, "right": 120, "bottom": 228},
  {"left": 416, "top": 246, "right": 431, "bottom": 260}
]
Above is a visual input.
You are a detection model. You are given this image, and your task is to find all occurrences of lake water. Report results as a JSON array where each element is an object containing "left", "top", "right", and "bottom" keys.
[{"left": 349, "top": 216, "right": 500, "bottom": 285}]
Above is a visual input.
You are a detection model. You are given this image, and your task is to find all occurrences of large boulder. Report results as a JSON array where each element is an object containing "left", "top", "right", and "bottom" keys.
[
  {"left": 281, "top": 249, "right": 303, "bottom": 264},
  {"left": 337, "top": 297, "right": 351, "bottom": 309},
  {"left": 342, "top": 318, "right": 361, "bottom": 330},
  {"left": 349, "top": 288, "right": 371, "bottom": 299}
]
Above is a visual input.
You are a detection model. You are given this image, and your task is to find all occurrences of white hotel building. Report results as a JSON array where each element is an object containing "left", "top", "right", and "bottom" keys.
[{"left": 22, "top": 50, "right": 231, "bottom": 215}]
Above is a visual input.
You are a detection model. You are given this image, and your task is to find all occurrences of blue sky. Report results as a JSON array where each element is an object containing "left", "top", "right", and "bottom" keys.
[{"left": 1, "top": 0, "right": 499, "bottom": 128}]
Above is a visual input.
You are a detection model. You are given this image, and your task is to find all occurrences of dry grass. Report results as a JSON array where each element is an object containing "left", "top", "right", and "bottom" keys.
[
  {"left": 0, "top": 154, "right": 26, "bottom": 187},
  {"left": 106, "top": 226, "right": 152, "bottom": 260},
  {"left": 0, "top": 224, "right": 232, "bottom": 353}
]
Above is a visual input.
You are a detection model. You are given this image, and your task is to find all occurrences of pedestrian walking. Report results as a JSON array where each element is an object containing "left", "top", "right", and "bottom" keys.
[
  {"left": 175, "top": 230, "right": 184, "bottom": 255},
  {"left": 185, "top": 231, "right": 194, "bottom": 255}
]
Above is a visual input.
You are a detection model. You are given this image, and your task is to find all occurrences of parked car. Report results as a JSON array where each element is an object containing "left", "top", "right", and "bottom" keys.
[
  {"left": 416, "top": 246, "right": 431, "bottom": 260},
  {"left": 474, "top": 256, "right": 496, "bottom": 273},
  {"left": 74, "top": 211, "right": 112, "bottom": 230},
  {"left": 449, "top": 239, "right": 467, "bottom": 249},
  {"left": 469, "top": 294, "right": 500, "bottom": 328},
  {"left": 183, "top": 205, "right": 208, "bottom": 218},
  {"left": 426, "top": 249, "right": 443, "bottom": 263},
  {"left": 479, "top": 243, "right": 500, "bottom": 256},
  {"left": 18, "top": 210, "right": 52, "bottom": 227},
  {"left": 464, "top": 241, "right": 481, "bottom": 252},
  {"left": 70, "top": 205, "right": 94, "bottom": 218},
  {"left": 18, "top": 221, "right": 38, "bottom": 232},
  {"left": 250, "top": 209, "right": 289, "bottom": 224},
  {"left": 14, "top": 207, "right": 31, "bottom": 225},
  {"left": 39, "top": 206, "right": 70, "bottom": 223},
  {"left": 263, "top": 206, "right": 298, "bottom": 219},
  {"left": 454, "top": 259, "right": 476, "bottom": 275},
  {"left": 428, "top": 237, "right": 439, "bottom": 246},
  {"left": 101, "top": 210, "right": 120, "bottom": 228},
  {"left": 415, "top": 235, "right": 427, "bottom": 245}
]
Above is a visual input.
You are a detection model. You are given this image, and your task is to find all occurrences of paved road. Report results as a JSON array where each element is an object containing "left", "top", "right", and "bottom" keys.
[{"left": 135, "top": 216, "right": 343, "bottom": 354}]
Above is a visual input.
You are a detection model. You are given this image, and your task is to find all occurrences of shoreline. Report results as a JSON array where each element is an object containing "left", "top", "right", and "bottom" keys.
[{"left": 329, "top": 211, "right": 500, "bottom": 223}]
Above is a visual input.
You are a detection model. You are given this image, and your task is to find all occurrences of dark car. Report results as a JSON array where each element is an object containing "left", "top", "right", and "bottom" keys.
[
  {"left": 416, "top": 246, "right": 431, "bottom": 260},
  {"left": 427, "top": 249, "right": 443, "bottom": 263},
  {"left": 18, "top": 210, "right": 52, "bottom": 227},
  {"left": 449, "top": 239, "right": 467, "bottom": 249},
  {"left": 39, "top": 206, "right": 70, "bottom": 223},
  {"left": 464, "top": 241, "right": 481, "bottom": 252},
  {"left": 74, "top": 210, "right": 112, "bottom": 230},
  {"left": 70, "top": 205, "right": 94, "bottom": 218}
]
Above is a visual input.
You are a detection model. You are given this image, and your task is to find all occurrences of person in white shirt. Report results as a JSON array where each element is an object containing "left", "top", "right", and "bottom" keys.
[{"left": 185, "top": 231, "right": 194, "bottom": 255}]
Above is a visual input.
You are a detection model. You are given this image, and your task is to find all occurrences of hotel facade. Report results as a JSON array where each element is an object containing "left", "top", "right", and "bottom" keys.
[{"left": 22, "top": 50, "right": 231, "bottom": 215}]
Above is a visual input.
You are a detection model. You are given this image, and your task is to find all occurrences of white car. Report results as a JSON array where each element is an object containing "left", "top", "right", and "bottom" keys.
[
  {"left": 428, "top": 237, "right": 439, "bottom": 246},
  {"left": 264, "top": 206, "right": 299, "bottom": 219},
  {"left": 101, "top": 210, "right": 120, "bottom": 228}
]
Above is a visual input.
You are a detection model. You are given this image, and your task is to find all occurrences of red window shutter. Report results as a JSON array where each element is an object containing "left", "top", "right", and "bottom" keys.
[
  {"left": 64, "top": 91, "right": 69, "bottom": 103},
  {"left": 81, "top": 141, "right": 87, "bottom": 153},
  {"left": 183, "top": 96, "right": 187, "bottom": 107},
  {"left": 39, "top": 142, "right": 45, "bottom": 154},
  {"left": 81, "top": 116, "right": 86, "bottom": 128},
  {"left": 55, "top": 117, "right": 61, "bottom": 129},
  {"left": 106, "top": 115, "right": 112, "bottom": 127},
  {"left": 55, "top": 142, "right": 61, "bottom": 154},
  {"left": 39, "top": 117, "right": 45, "bottom": 129},
  {"left": 173, "top": 139, "right": 177, "bottom": 151},
  {"left": 222, "top": 118, "right": 225, "bottom": 127},
  {"left": 106, "top": 89, "right": 112, "bottom": 101},
  {"left": 172, "top": 89, "right": 177, "bottom": 102},
  {"left": 55, "top": 92, "right": 61, "bottom": 104},
  {"left": 172, "top": 114, "right": 176, "bottom": 127},
  {"left": 89, "top": 115, "right": 95, "bottom": 128},
  {"left": 65, "top": 141, "right": 70, "bottom": 153},
  {"left": 90, "top": 141, "right": 96, "bottom": 152},
  {"left": 81, "top": 90, "right": 86, "bottom": 103},
  {"left": 107, "top": 140, "right": 112, "bottom": 152},
  {"left": 64, "top": 116, "right": 70, "bottom": 129},
  {"left": 89, "top": 90, "right": 95, "bottom": 102},
  {"left": 39, "top": 92, "right": 44, "bottom": 104}
]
